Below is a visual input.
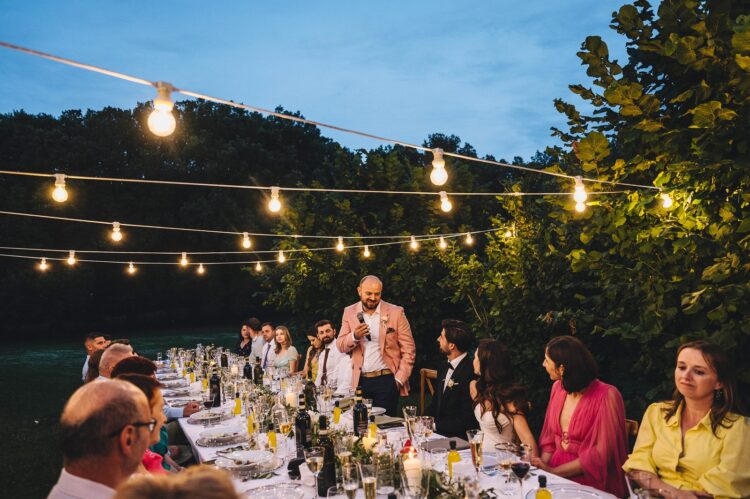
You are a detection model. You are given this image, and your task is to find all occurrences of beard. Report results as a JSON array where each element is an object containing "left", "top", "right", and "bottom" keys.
[
  {"left": 321, "top": 335, "right": 334, "bottom": 345},
  {"left": 361, "top": 298, "right": 380, "bottom": 311}
]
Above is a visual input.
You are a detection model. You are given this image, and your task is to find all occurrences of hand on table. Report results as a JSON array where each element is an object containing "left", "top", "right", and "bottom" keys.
[
  {"left": 182, "top": 401, "right": 201, "bottom": 417},
  {"left": 531, "top": 457, "right": 551, "bottom": 472}
]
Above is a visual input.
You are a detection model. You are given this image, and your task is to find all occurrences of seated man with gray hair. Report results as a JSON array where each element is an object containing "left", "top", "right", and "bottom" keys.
[
  {"left": 97, "top": 344, "right": 135, "bottom": 380},
  {"left": 48, "top": 379, "right": 154, "bottom": 499}
]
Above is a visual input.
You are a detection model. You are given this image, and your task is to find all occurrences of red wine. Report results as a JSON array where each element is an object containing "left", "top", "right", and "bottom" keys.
[{"left": 511, "top": 462, "right": 530, "bottom": 479}]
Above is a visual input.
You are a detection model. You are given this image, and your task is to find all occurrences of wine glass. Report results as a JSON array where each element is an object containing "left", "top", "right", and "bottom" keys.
[
  {"left": 358, "top": 463, "right": 377, "bottom": 499},
  {"left": 341, "top": 463, "right": 358, "bottom": 499},
  {"left": 274, "top": 412, "right": 293, "bottom": 459},
  {"left": 304, "top": 446, "right": 325, "bottom": 495},
  {"left": 466, "top": 429, "right": 484, "bottom": 476},
  {"left": 420, "top": 416, "right": 434, "bottom": 441},
  {"left": 510, "top": 443, "right": 531, "bottom": 498}
]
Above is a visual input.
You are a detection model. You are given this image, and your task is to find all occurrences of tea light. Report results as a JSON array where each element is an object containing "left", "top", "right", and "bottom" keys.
[
  {"left": 362, "top": 436, "right": 377, "bottom": 451},
  {"left": 403, "top": 450, "right": 423, "bottom": 489},
  {"left": 230, "top": 365, "right": 239, "bottom": 377},
  {"left": 285, "top": 391, "right": 297, "bottom": 407}
]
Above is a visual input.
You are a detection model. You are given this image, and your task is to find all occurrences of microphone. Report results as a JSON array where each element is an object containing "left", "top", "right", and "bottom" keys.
[{"left": 356, "top": 312, "right": 371, "bottom": 341}]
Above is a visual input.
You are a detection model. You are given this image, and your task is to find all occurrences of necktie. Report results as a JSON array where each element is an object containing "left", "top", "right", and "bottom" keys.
[
  {"left": 320, "top": 347, "right": 330, "bottom": 385},
  {"left": 262, "top": 344, "right": 270, "bottom": 369}
]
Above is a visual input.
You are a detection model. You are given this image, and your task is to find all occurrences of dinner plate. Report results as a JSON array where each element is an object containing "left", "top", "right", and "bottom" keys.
[
  {"left": 370, "top": 406, "right": 386, "bottom": 416},
  {"left": 525, "top": 483, "right": 602, "bottom": 498},
  {"left": 199, "top": 427, "right": 245, "bottom": 443},
  {"left": 162, "top": 388, "right": 191, "bottom": 397},
  {"left": 155, "top": 373, "right": 182, "bottom": 381},
  {"left": 166, "top": 398, "right": 200, "bottom": 408},
  {"left": 241, "top": 482, "right": 308, "bottom": 499},
  {"left": 160, "top": 379, "right": 189, "bottom": 388},
  {"left": 215, "top": 451, "right": 277, "bottom": 472},
  {"left": 187, "top": 409, "right": 231, "bottom": 424}
]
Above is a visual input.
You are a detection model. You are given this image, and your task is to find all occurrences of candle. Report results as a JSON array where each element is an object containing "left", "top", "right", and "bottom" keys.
[
  {"left": 362, "top": 436, "right": 377, "bottom": 451},
  {"left": 285, "top": 391, "right": 297, "bottom": 407},
  {"left": 230, "top": 365, "right": 239, "bottom": 377},
  {"left": 403, "top": 451, "right": 422, "bottom": 490}
]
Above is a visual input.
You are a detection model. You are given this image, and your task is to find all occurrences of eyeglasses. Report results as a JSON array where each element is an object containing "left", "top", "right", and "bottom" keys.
[{"left": 107, "top": 418, "right": 157, "bottom": 437}]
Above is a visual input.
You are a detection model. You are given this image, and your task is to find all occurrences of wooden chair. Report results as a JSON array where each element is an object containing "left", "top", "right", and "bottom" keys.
[
  {"left": 625, "top": 418, "right": 639, "bottom": 438},
  {"left": 420, "top": 368, "right": 438, "bottom": 415}
]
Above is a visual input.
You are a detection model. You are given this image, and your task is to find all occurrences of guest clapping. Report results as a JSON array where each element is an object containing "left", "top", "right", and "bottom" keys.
[
  {"left": 624, "top": 340, "right": 750, "bottom": 498},
  {"left": 469, "top": 339, "right": 537, "bottom": 453},
  {"left": 533, "top": 336, "right": 628, "bottom": 497}
]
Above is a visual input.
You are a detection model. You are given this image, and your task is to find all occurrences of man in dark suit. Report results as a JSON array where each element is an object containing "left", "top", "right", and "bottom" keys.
[{"left": 428, "top": 319, "right": 478, "bottom": 439}]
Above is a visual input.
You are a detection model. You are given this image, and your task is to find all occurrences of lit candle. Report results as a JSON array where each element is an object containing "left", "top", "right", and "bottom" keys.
[
  {"left": 403, "top": 450, "right": 422, "bottom": 490},
  {"left": 285, "top": 391, "right": 297, "bottom": 407},
  {"left": 362, "top": 436, "right": 377, "bottom": 451},
  {"left": 230, "top": 365, "right": 239, "bottom": 377}
]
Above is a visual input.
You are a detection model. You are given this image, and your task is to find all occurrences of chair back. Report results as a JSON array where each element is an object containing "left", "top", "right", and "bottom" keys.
[{"left": 419, "top": 368, "right": 437, "bottom": 416}]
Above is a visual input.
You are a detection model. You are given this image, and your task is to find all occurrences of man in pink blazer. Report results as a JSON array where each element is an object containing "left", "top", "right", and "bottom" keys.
[{"left": 336, "top": 275, "right": 416, "bottom": 416}]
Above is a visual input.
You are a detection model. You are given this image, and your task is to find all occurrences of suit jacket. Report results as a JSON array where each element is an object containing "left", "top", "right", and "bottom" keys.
[
  {"left": 336, "top": 300, "right": 416, "bottom": 396},
  {"left": 427, "top": 354, "right": 478, "bottom": 439}
]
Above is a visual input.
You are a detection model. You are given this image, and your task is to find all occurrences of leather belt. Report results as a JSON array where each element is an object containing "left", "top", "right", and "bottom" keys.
[{"left": 361, "top": 369, "right": 392, "bottom": 378}]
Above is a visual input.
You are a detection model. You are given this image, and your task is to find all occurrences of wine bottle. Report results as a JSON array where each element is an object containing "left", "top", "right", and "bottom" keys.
[
  {"left": 233, "top": 392, "right": 242, "bottom": 415},
  {"left": 266, "top": 421, "right": 277, "bottom": 452},
  {"left": 535, "top": 475, "right": 552, "bottom": 499},
  {"left": 304, "top": 369, "right": 317, "bottom": 412},
  {"left": 294, "top": 393, "right": 312, "bottom": 458},
  {"left": 316, "top": 416, "right": 336, "bottom": 497},
  {"left": 333, "top": 400, "right": 341, "bottom": 424},
  {"left": 253, "top": 356, "right": 264, "bottom": 385},
  {"left": 209, "top": 368, "right": 222, "bottom": 408},
  {"left": 243, "top": 359, "right": 253, "bottom": 380},
  {"left": 220, "top": 350, "right": 228, "bottom": 368},
  {"left": 352, "top": 386, "right": 368, "bottom": 437},
  {"left": 368, "top": 415, "right": 377, "bottom": 439}
]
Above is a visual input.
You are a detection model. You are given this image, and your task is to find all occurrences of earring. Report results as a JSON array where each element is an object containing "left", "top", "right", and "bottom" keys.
[{"left": 714, "top": 389, "right": 724, "bottom": 404}]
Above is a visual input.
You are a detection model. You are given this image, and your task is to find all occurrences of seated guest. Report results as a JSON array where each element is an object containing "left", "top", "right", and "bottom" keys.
[
  {"left": 314, "top": 320, "right": 346, "bottom": 388},
  {"left": 273, "top": 325, "right": 299, "bottom": 372},
  {"left": 48, "top": 379, "right": 153, "bottom": 498},
  {"left": 114, "top": 465, "right": 239, "bottom": 499},
  {"left": 98, "top": 344, "right": 135, "bottom": 379},
  {"left": 82, "top": 332, "right": 108, "bottom": 382},
  {"left": 428, "top": 319, "right": 478, "bottom": 439},
  {"left": 85, "top": 349, "right": 106, "bottom": 383},
  {"left": 469, "top": 339, "right": 538, "bottom": 453},
  {"left": 235, "top": 318, "right": 261, "bottom": 357},
  {"left": 116, "top": 374, "right": 168, "bottom": 474},
  {"left": 532, "top": 335, "right": 628, "bottom": 497},
  {"left": 624, "top": 340, "right": 750, "bottom": 498},
  {"left": 260, "top": 322, "right": 276, "bottom": 369},
  {"left": 301, "top": 330, "right": 322, "bottom": 381},
  {"left": 249, "top": 317, "right": 265, "bottom": 360}
]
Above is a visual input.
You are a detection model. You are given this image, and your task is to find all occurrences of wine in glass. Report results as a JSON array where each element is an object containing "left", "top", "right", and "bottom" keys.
[
  {"left": 358, "top": 463, "right": 377, "bottom": 499},
  {"left": 341, "top": 463, "right": 358, "bottom": 499},
  {"left": 304, "top": 447, "right": 325, "bottom": 496},
  {"left": 511, "top": 444, "right": 531, "bottom": 498},
  {"left": 466, "top": 429, "right": 484, "bottom": 475}
]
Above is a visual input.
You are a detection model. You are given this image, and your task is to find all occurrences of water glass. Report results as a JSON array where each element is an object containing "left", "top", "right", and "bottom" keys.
[
  {"left": 428, "top": 447, "right": 448, "bottom": 474},
  {"left": 358, "top": 464, "right": 377, "bottom": 499},
  {"left": 364, "top": 398, "right": 373, "bottom": 412},
  {"left": 342, "top": 463, "right": 359, "bottom": 498}
]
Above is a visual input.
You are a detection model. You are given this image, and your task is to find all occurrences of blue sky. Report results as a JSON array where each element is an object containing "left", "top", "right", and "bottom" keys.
[{"left": 0, "top": 1, "right": 626, "bottom": 160}]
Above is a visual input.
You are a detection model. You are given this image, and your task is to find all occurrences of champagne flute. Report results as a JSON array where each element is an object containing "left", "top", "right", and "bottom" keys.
[
  {"left": 358, "top": 463, "right": 377, "bottom": 499},
  {"left": 466, "top": 429, "right": 484, "bottom": 476},
  {"left": 304, "top": 446, "right": 325, "bottom": 496},
  {"left": 341, "top": 463, "right": 358, "bottom": 499}
]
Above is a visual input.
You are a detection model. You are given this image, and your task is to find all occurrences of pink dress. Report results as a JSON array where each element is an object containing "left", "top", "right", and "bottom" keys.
[
  {"left": 142, "top": 449, "right": 167, "bottom": 474},
  {"left": 539, "top": 379, "right": 627, "bottom": 497}
]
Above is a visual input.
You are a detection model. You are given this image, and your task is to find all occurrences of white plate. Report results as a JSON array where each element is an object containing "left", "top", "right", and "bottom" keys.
[
  {"left": 188, "top": 409, "right": 229, "bottom": 422},
  {"left": 525, "top": 483, "right": 603, "bottom": 498},
  {"left": 223, "top": 449, "right": 273, "bottom": 465},
  {"left": 216, "top": 451, "right": 276, "bottom": 471},
  {"left": 370, "top": 406, "right": 386, "bottom": 416},
  {"left": 241, "top": 482, "right": 308, "bottom": 499},
  {"left": 198, "top": 427, "right": 244, "bottom": 442}
]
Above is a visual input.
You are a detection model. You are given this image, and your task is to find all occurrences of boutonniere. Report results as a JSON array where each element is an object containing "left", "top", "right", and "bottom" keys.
[
  {"left": 381, "top": 314, "right": 389, "bottom": 325},
  {"left": 447, "top": 379, "right": 459, "bottom": 389}
]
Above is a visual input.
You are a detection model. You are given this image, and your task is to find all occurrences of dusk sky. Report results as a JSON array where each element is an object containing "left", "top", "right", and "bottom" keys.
[{"left": 0, "top": 1, "right": 627, "bottom": 160}]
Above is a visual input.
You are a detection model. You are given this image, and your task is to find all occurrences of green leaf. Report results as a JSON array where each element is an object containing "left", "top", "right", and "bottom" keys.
[
  {"left": 736, "top": 54, "right": 750, "bottom": 71},
  {"left": 576, "top": 131, "right": 610, "bottom": 163}
]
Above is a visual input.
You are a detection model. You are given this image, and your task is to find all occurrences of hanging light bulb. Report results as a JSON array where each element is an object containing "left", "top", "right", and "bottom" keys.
[
  {"left": 52, "top": 173, "right": 68, "bottom": 203},
  {"left": 268, "top": 186, "right": 282, "bottom": 213},
  {"left": 38, "top": 257, "right": 49, "bottom": 271},
  {"left": 410, "top": 235, "right": 419, "bottom": 251},
  {"left": 147, "top": 82, "right": 177, "bottom": 137},
  {"left": 660, "top": 192, "right": 674, "bottom": 209},
  {"left": 465, "top": 233, "right": 474, "bottom": 245},
  {"left": 438, "top": 236, "right": 447, "bottom": 250},
  {"left": 573, "top": 176, "right": 588, "bottom": 203},
  {"left": 430, "top": 148, "right": 448, "bottom": 186},
  {"left": 197, "top": 263, "right": 205, "bottom": 275},
  {"left": 255, "top": 261, "right": 262, "bottom": 272},
  {"left": 242, "top": 232, "right": 252, "bottom": 249},
  {"left": 363, "top": 245, "right": 371, "bottom": 258},
  {"left": 336, "top": 236, "right": 345, "bottom": 252},
  {"left": 180, "top": 252, "right": 188, "bottom": 267},
  {"left": 504, "top": 226, "right": 514, "bottom": 238},
  {"left": 111, "top": 222, "right": 123, "bottom": 242},
  {"left": 277, "top": 250, "right": 286, "bottom": 263},
  {"left": 67, "top": 250, "right": 76, "bottom": 266},
  {"left": 127, "top": 262, "right": 137, "bottom": 274},
  {"left": 439, "top": 191, "right": 452, "bottom": 213},
  {"left": 575, "top": 201, "right": 586, "bottom": 212}
]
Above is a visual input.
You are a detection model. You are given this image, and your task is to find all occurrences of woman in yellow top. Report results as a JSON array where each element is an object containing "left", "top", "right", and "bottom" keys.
[{"left": 624, "top": 340, "right": 750, "bottom": 498}]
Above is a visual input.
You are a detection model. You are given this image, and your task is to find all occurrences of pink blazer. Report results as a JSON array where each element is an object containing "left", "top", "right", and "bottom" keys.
[{"left": 336, "top": 300, "right": 416, "bottom": 396}]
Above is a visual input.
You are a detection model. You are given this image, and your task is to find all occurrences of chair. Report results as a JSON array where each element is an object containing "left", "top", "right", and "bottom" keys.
[
  {"left": 419, "top": 368, "right": 437, "bottom": 415},
  {"left": 625, "top": 418, "right": 639, "bottom": 438}
]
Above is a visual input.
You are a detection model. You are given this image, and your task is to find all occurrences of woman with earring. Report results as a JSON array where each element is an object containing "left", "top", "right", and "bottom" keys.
[
  {"left": 624, "top": 340, "right": 750, "bottom": 498},
  {"left": 532, "top": 335, "right": 628, "bottom": 497}
]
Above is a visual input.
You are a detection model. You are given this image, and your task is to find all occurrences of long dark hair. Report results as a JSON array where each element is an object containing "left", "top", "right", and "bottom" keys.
[
  {"left": 545, "top": 335, "right": 598, "bottom": 393},
  {"left": 474, "top": 339, "right": 531, "bottom": 430},
  {"left": 663, "top": 340, "right": 746, "bottom": 435}
]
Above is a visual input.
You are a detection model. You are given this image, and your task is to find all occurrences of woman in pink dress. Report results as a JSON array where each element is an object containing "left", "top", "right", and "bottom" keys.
[{"left": 531, "top": 336, "right": 628, "bottom": 497}]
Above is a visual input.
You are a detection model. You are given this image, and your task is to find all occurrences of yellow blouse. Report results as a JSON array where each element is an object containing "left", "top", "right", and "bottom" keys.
[{"left": 623, "top": 402, "right": 750, "bottom": 498}]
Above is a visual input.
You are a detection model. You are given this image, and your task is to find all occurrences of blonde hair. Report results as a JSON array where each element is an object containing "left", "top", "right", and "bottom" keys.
[
  {"left": 274, "top": 325, "right": 293, "bottom": 354},
  {"left": 114, "top": 465, "right": 238, "bottom": 499}
]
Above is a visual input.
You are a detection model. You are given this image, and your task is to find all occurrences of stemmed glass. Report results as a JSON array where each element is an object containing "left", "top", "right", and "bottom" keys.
[
  {"left": 466, "top": 429, "right": 484, "bottom": 476},
  {"left": 274, "top": 411, "right": 293, "bottom": 459},
  {"left": 304, "top": 447, "right": 325, "bottom": 497},
  {"left": 494, "top": 442, "right": 517, "bottom": 496},
  {"left": 341, "top": 463, "right": 358, "bottom": 499},
  {"left": 510, "top": 443, "right": 531, "bottom": 498}
]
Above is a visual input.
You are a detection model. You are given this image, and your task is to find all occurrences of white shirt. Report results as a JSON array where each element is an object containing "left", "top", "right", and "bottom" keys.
[
  {"left": 261, "top": 340, "right": 277, "bottom": 369},
  {"left": 334, "top": 355, "right": 353, "bottom": 395},
  {"left": 81, "top": 356, "right": 90, "bottom": 382},
  {"left": 443, "top": 352, "right": 467, "bottom": 391},
  {"left": 251, "top": 335, "right": 265, "bottom": 361},
  {"left": 48, "top": 469, "right": 115, "bottom": 499},
  {"left": 360, "top": 303, "right": 389, "bottom": 373},
  {"left": 315, "top": 341, "right": 345, "bottom": 388}
]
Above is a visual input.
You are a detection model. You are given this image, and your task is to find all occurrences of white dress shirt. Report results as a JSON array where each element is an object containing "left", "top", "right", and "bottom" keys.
[
  {"left": 443, "top": 352, "right": 467, "bottom": 391},
  {"left": 48, "top": 469, "right": 115, "bottom": 499},
  {"left": 261, "top": 340, "right": 277, "bottom": 369},
  {"left": 315, "top": 341, "right": 345, "bottom": 388},
  {"left": 81, "top": 356, "right": 90, "bottom": 382},
  {"left": 251, "top": 335, "right": 265, "bottom": 361},
  {"left": 360, "top": 303, "right": 389, "bottom": 373},
  {"left": 334, "top": 355, "right": 353, "bottom": 395}
]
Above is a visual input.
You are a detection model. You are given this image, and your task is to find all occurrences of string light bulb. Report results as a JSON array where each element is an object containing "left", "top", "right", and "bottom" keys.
[
  {"left": 575, "top": 201, "right": 586, "bottom": 213},
  {"left": 38, "top": 258, "right": 48, "bottom": 271},
  {"left": 197, "top": 263, "right": 205, "bottom": 275},
  {"left": 660, "top": 192, "right": 673, "bottom": 209},
  {"left": 465, "top": 233, "right": 474, "bottom": 245},
  {"left": 147, "top": 82, "right": 177, "bottom": 137},
  {"left": 255, "top": 261, "right": 262, "bottom": 272},
  {"left": 363, "top": 245, "right": 371, "bottom": 258},
  {"left": 67, "top": 250, "right": 76, "bottom": 266},
  {"left": 438, "top": 236, "right": 447, "bottom": 249},
  {"left": 268, "top": 186, "right": 282, "bottom": 213},
  {"left": 242, "top": 232, "right": 252, "bottom": 249},
  {"left": 410, "top": 235, "right": 419, "bottom": 251},
  {"left": 336, "top": 236, "right": 345, "bottom": 252},
  {"left": 52, "top": 173, "right": 68, "bottom": 203},
  {"left": 127, "top": 262, "right": 136, "bottom": 274},
  {"left": 430, "top": 148, "right": 448, "bottom": 186},
  {"left": 573, "top": 176, "right": 588, "bottom": 203},
  {"left": 180, "top": 252, "right": 188, "bottom": 266},
  {"left": 111, "top": 222, "right": 123, "bottom": 242},
  {"left": 277, "top": 250, "right": 286, "bottom": 263},
  {"left": 439, "top": 191, "right": 452, "bottom": 213},
  {"left": 504, "top": 225, "right": 515, "bottom": 238}
]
